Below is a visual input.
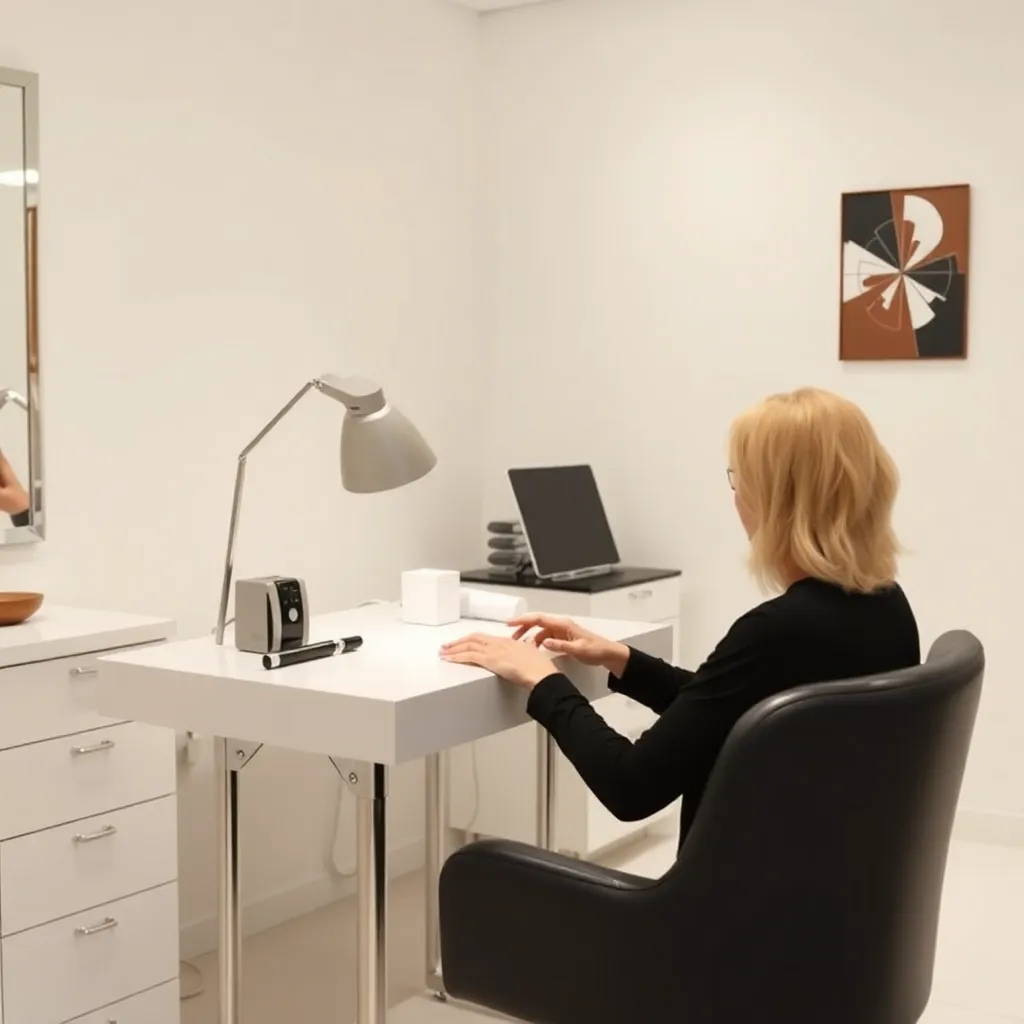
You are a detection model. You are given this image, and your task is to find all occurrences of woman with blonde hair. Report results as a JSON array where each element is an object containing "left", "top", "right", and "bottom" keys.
[{"left": 442, "top": 387, "right": 920, "bottom": 846}]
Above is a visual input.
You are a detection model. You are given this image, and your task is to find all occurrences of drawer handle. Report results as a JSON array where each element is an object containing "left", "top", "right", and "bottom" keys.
[
  {"left": 73, "top": 824, "right": 118, "bottom": 844},
  {"left": 69, "top": 666, "right": 98, "bottom": 678},
  {"left": 629, "top": 589, "right": 654, "bottom": 600},
  {"left": 71, "top": 739, "right": 116, "bottom": 756},
  {"left": 75, "top": 916, "right": 118, "bottom": 937}
]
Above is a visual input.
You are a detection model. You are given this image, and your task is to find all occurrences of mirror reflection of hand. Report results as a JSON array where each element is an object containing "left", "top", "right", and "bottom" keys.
[{"left": 0, "top": 450, "right": 30, "bottom": 516}]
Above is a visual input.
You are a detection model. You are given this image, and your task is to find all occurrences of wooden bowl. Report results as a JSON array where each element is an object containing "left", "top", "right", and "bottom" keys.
[{"left": 0, "top": 592, "right": 44, "bottom": 626}]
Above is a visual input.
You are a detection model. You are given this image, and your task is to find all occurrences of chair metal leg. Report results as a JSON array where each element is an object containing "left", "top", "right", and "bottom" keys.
[
  {"left": 216, "top": 737, "right": 262, "bottom": 1024},
  {"left": 425, "top": 752, "right": 447, "bottom": 999}
]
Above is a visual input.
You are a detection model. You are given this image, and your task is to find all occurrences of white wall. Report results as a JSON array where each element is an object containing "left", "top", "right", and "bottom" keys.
[
  {"left": 4, "top": 0, "right": 1021, "bottom": 954},
  {"left": 481, "top": 0, "right": 1024, "bottom": 834},
  {"left": 0, "top": 0, "right": 483, "bottom": 949}
]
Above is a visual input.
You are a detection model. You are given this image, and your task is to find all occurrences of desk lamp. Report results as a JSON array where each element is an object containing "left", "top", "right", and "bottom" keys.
[{"left": 214, "top": 374, "right": 436, "bottom": 645}]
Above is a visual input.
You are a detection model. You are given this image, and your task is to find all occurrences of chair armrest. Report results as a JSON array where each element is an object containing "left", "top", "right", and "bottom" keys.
[
  {"left": 449, "top": 838, "right": 649, "bottom": 892},
  {"left": 440, "top": 840, "right": 653, "bottom": 1023}
]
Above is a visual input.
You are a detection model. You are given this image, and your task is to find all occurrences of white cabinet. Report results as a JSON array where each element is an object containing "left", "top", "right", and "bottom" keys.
[
  {"left": 2, "top": 884, "right": 179, "bottom": 1024},
  {"left": 449, "top": 570, "right": 682, "bottom": 858},
  {"left": 1, "top": 797, "right": 178, "bottom": 937},
  {"left": 0, "top": 722, "right": 175, "bottom": 840},
  {"left": 72, "top": 982, "right": 179, "bottom": 1024},
  {"left": 0, "top": 606, "right": 177, "bottom": 1024}
]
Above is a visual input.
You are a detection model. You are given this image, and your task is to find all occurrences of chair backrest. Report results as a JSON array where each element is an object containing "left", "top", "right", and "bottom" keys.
[{"left": 655, "top": 630, "right": 984, "bottom": 1024}]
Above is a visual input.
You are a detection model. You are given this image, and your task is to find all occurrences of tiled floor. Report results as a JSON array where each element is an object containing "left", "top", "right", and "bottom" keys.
[{"left": 181, "top": 837, "right": 1024, "bottom": 1023}]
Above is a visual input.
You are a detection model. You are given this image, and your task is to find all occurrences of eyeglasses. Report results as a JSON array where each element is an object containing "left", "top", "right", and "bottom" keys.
[{"left": 726, "top": 468, "right": 736, "bottom": 491}]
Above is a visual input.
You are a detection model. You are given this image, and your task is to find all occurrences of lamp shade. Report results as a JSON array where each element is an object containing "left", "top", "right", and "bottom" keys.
[{"left": 340, "top": 403, "right": 437, "bottom": 494}]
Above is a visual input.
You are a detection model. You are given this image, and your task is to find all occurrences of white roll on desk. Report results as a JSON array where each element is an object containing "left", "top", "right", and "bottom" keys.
[{"left": 97, "top": 604, "right": 672, "bottom": 1024}]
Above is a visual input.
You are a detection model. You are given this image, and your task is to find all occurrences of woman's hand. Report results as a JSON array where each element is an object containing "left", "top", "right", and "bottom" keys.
[
  {"left": 440, "top": 633, "right": 559, "bottom": 690},
  {"left": 0, "top": 450, "right": 29, "bottom": 517},
  {"left": 510, "top": 614, "right": 630, "bottom": 677}
]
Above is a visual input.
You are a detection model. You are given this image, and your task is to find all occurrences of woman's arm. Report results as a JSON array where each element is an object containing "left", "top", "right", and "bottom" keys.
[
  {"left": 0, "top": 451, "right": 30, "bottom": 526},
  {"left": 608, "top": 648, "right": 695, "bottom": 715},
  {"left": 526, "top": 609, "right": 772, "bottom": 822}
]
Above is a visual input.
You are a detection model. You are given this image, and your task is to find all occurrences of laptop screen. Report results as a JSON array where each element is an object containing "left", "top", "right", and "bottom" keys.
[{"left": 508, "top": 465, "right": 621, "bottom": 578}]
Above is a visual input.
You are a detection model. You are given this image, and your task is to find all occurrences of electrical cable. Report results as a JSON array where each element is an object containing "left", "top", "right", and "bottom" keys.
[
  {"left": 327, "top": 599, "right": 395, "bottom": 878},
  {"left": 180, "top": 958, "right": 204, "bottom": 1000}
]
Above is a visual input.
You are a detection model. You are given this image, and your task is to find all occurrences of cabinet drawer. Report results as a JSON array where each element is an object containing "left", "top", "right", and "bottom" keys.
[
  {"left": 1, "top": 796, "right": 177, "bottom": 936},
  {"left": 0, "top": 722, "right": 175, "bottom": 840},
  {"left": 589, "top": 576, "right": 680, "bottom": 623},
  {"left": 0, "top": 652, "right": 129, "bottom": 752},
  {"left": 1, "top": 883, "right": 178, "bottom": 1024},
  {"left": 73, "top": 981, "right": 180, "bottom": 1024}
]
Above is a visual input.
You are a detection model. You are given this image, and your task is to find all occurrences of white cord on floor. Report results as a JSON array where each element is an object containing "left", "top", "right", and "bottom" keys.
[
  {"left": 327, "top": 599, "right": 393, "bottom": 878},
  {"left": 180, "top": 959, "right": 204, "bottom": 1000},
  {"left": 331, "top": 776, "right": 357, "bottom": 877}
]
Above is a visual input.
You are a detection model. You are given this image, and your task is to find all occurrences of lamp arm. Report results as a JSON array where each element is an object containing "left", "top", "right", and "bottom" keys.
[{"left": 214, "top": 379, "right": 321, "bottom": 645}]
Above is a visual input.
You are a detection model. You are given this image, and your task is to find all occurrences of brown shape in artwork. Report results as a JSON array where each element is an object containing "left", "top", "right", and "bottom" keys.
[{"left": 841, "top": 274, "right": 918, "bottom": 360}]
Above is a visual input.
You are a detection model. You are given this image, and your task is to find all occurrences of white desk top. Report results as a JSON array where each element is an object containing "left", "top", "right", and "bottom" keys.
[
  {"left": 0, "top": 605, "right": 174, "bottom": 669},
  {"left": 97, "top": 604, "right": 671, "bottom": 764}
]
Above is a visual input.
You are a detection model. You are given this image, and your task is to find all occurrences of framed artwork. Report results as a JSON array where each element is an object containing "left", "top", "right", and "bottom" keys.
[{"left": 840, "top": 184, "right": 970, "bottom": 360}]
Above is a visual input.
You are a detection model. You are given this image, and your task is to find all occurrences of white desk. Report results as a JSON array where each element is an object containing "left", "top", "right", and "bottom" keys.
[{"left": 97, "top": 604, "right": 672, "bottom": 1024}]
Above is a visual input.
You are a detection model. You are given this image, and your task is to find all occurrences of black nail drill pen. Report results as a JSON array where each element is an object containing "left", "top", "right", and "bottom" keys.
[{"left": 262, "top": 636, "right": 364, "bottom": 670}]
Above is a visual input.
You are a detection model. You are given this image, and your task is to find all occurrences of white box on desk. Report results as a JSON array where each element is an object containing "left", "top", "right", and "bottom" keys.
[{"left": 402, "top": 569, "right": 461, "bottom": 626}]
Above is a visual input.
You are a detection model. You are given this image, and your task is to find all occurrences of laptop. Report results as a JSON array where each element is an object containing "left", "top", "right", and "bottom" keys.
[{"left": 508, "top": 465, "right": 621, "bottom": 580}]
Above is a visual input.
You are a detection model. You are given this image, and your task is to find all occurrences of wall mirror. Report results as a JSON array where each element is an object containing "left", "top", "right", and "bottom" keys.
[{"left": 0, "top": 68, "right": 41, "bottom": 544}]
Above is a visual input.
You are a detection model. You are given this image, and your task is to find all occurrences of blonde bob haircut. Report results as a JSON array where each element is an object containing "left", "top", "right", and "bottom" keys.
[{"left": 728, "top": 387, "right": 900, "bottom": 594}]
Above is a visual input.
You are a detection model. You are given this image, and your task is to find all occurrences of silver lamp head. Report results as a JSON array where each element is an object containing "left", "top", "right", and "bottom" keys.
[{"left": 316, "top": 374, "right": 437, "bottom": 494}]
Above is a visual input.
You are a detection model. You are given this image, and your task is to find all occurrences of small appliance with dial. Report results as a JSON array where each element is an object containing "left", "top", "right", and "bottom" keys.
[{"left": 234, "top": 576, "right": 309, "bottom": 654}]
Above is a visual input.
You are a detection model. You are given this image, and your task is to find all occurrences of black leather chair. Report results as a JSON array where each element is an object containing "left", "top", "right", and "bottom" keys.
[{"left": 439, "top": 631, "right": 984, "bottom": 1024}]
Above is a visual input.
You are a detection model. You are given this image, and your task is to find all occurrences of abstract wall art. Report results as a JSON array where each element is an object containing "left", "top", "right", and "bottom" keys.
[{"left": 840, "top": 184, "right": 970, "bottom": 360}]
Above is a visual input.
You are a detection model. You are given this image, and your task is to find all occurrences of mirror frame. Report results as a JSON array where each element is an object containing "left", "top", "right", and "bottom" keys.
[{"left": 0, "top": 67, "right": 42, "bottom": 545}]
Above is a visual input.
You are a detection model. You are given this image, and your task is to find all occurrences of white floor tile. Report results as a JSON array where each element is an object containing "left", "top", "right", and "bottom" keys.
[
  {"left": 392, "top": 995, "right": 505, "bottom": 1022},
  {"left": 920, "top": 1003, "right": 1022, "bottom": 1024},
  {"left": 930, "top": 843, "right": 1024, "bottom": 1019}
]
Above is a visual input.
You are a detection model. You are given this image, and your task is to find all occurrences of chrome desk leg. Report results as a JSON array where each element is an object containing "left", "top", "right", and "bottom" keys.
[
  {"left": 355, "top": 762, "right": 389, "bottom": 1024},
  {"left": 216, "top": 737, "right": 262, "bottom": 1024},
  {"left": 536, "top": 728, "right": 557, "bottom": 851},
  {"left": 424, "top": 752, "right": 447, "bottom": 999}
]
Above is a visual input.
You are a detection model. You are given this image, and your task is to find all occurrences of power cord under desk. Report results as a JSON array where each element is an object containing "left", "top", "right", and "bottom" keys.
[{"left": 180, "top": 958, "right": 204, "bottom": 1000}]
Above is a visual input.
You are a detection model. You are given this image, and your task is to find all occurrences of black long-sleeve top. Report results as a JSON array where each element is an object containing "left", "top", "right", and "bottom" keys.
[{"left": 526, "top": 577, "right": 921, "bottom": 847}]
